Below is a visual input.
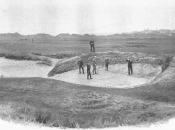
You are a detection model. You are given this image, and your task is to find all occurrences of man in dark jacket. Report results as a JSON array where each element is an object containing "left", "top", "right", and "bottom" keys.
[
  {"left": 87, "top": 63, "right": 92, "bottom": 79},
  {"left": 126, "top": 59, "right": 133, "bottom": 75},
  {"left": 89, "top": 39, "right": 95, "bottom": 52},
  {"left": 77, "top": 59, "right": 84, "bottom": 74}
]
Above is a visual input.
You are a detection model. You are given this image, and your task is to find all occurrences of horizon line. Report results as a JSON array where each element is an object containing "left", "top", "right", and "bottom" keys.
[{"left": 0, "top": 28, "right": 175, "bottom": 37}]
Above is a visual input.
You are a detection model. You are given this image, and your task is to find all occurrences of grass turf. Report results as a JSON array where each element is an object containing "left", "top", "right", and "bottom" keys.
[{"left": 0, "top": 77, "right": 175, "bottom": 128}]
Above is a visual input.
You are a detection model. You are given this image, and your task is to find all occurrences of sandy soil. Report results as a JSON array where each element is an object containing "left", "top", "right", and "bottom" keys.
[
  {"left": 0, "top": 57, "right": 58, "bottom": 78},
  {"left": 0, "top": 57, "right": 161, "bottom": 88},
  {"left": 52, "top": 64, "right": 162, "bottom": 88}
]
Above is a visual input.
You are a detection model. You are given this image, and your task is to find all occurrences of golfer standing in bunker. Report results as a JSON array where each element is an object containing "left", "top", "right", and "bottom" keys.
[
  {"left": 87, "top": 63, "right": 92, "bottom": 79},
  {"left": 77, "top": 59, "right": 84, "bottom": 74},
  {"left": 126, "top": 59, "right": 133, "bottom": 75},
  {"left": 89, "top": 38, "right": 95, "bottom": 52},
  {"left": 92, "top": 56, "right": 97, "bottom": 75}
]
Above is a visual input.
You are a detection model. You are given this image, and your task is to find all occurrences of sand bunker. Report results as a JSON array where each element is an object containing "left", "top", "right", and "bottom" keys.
[
  {"left": 0, "top": 57, "right": 58, "bottom": 78},
  {"left": 0, "top": 57, "right": 162, "bottom": 88},
  {"left": 0, "top": 56, "right": 162, "bottom": 88},
  {"left": 52, "top": 63, "right": 162, "bottom": 88}
]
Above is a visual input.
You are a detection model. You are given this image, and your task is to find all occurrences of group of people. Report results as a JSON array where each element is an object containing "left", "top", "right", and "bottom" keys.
[
  {"left": 77, "top": 57, "right": 97, "bottom": 79},
  {"left": 77, "top": 38, "right": 133, "bottom": 80}
]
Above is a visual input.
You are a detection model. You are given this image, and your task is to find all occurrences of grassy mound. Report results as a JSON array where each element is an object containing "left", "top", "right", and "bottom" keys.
[
  {"left": 2, "top": 52, "right": 53, "bottom": 66},
  {"left": 160, "top": 54, "right": 173, "bottom": 72},
  {"left": 32, "top": 52, "right": 77, "bottom": 59},
  {"left": 4, "top": 52, "right": 41, "bottom": 61}
]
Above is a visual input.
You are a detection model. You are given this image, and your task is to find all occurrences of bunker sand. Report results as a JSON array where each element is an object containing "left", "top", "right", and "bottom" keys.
[
  {"left": 0, "top": 56, "right": 162, "bottom": 89},
  {"left": 0, "top": 58, "right": 161, "bottom": 88},
  {"left": 0, "top": 57, "right": 58, "bottom": 78},
  {"left": 52, "top": 63, "right": 162, "bottom": 88}
]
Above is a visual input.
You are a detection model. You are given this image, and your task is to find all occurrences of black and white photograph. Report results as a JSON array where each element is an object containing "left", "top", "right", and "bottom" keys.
[{"left": 0, "top": 0, "right": 175, "bottom": 129}]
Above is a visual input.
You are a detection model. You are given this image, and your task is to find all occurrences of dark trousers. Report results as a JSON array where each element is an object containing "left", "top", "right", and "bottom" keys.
[
  {"left": 93, "top": 66, "right": 97, "bottom": 74},
  {"left": 128, "top": 66, "right": 133, "bottom": 75},
  {"left": 79, "top": 66, "right": 84, "bottom": 74},
  {"left": 105, "top": 64, "right": 108, "bottom": 71},
  {"left": 87, "top": 71, "right": 92, "bottom": 79},
  {"left": 90, "top": 45, "right": 95, "bottom": 52}
]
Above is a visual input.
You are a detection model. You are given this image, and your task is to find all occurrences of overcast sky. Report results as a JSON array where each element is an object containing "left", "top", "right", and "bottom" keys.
[{"left": 0, "top": 0, "right": 175, "bottom": 35}]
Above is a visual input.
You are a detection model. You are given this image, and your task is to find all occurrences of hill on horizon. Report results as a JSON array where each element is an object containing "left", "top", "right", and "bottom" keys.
[{"left": 0, "top": 29, "right": 175, "bottom": 39}]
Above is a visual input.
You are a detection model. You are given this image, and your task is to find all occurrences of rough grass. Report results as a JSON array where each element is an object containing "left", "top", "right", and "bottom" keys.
[
  {"left": 1, "top": 77, "right": 175, "bottom": 128},
  {"left": 45, "top": 53, "right": 78, "bottom": 59},
  {"left": 1, "top": 52, "right": 53, "bottom": 66},
  {"left": 160, "top": 54, "right": 173, "bottom": 72},
  {"left": 4, "top": 52, "right": 40, "bottom": 61},
  {"left": 0, "top": 53, "right": 6, "bottom": 57},
  {"left": 1, "top": 35, "right": 175, "bottom": 56},
  {"left": 32, "top": 52, "right": 77, "bottom": 59},
  {"left": 4, "top": 52, "right": 48, "bottom": 61},
  {"left": 36, "top": 59, "right": 52, "bottom": 66}
]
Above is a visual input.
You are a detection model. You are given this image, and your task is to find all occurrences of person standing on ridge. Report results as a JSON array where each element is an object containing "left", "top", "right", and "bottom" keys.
[
  {"left": 77, "top": 59, "right": 84, "bottom": 74},
  {"left": 126, "top": 59, "right": 133, "bottom": 75},
  {"left": 89, "top": 38, "right": 95, "bottom": 52},
  {"left": 87, "top": 63, "right": 92, "bottom": 79}
]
